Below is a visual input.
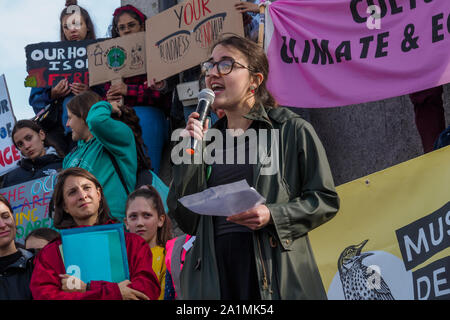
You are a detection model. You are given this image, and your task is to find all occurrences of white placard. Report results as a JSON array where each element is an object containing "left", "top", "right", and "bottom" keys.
[{"left": 0, "top": 75, "right": 19, "bottom": 175}]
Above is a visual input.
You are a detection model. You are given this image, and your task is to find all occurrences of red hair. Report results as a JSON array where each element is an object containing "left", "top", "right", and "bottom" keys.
[{"left": 113, "top": 5, "right": 146, "bottom": 24}]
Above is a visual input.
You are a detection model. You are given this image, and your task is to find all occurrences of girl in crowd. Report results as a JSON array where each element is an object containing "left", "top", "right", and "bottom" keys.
[
  {"left": 125, "top": 185, "right": 172, "bottom": 300},
  {"left": 2, "top": 120, "right": 64, "bottom": 188},
  {"left": 106, "top": 4, "right": 170, "bottom": 174},
  {"left": 24, "top": 228, "right": 60, "bottom": 254},
  {"left": 29, "top": 1, "right": 100, "bottom": 153},
  {"left": 0, "top": 195, "right": 34, "bottom": 300},
  {"left": 168, "top": 35, "right": 340, "bottom": 299},
  {"left": 63, "top": 90, "right": 150, "bottom": 221},
  {"left": 30, "top": 167, "right": 160, "bottom": 300}
]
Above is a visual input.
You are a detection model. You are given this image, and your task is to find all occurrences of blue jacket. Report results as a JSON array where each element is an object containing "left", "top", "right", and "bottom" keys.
[
  {"left": 1, "top": 147, "right": 62, "bottom": 188},
  {"left": 0, "top": 249, "right": 34, "bottom": 300}
]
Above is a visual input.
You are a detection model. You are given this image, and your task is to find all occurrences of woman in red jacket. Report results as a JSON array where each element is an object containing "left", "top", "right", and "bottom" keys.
[{"left": 30, "top": 167, "right": 160, "bottom": 300}]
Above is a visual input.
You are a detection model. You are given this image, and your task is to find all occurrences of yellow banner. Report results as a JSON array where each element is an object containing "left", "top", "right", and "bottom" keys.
[{"left": 310, "top": 146, "right": 450, "bottom": 300}]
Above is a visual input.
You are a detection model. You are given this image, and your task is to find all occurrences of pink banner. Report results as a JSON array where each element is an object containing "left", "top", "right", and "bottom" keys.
[{"left": 266, "top": 0, "right": 450, "bottom": 108}]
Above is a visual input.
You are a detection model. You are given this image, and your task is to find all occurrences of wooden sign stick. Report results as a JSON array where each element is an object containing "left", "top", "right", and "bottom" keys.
[
  {"left": 111, "top": 78, "right": 125, "bottom": 107},
  {"left": 258, "top": 4, "right": 266, "bottom": 48}
]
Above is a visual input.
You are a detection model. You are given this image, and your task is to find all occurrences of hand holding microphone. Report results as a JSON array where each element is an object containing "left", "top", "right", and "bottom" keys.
[{"left": 185, "top": 89, "right": 215, "bottom": 155}]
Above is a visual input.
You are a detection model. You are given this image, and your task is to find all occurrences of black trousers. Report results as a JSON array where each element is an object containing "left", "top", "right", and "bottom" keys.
[{"left": 214, "top": 232, "right": 261, "bottom": 300}]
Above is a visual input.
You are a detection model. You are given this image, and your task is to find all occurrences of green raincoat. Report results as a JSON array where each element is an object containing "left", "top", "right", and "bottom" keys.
[{"left": 168, "top": 104, "right": 340, "bottom": 299}]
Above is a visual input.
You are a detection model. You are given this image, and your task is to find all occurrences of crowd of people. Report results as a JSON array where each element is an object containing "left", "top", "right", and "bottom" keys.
[{"left": 0, "top": 0, "right": 448, "bottom": 301}]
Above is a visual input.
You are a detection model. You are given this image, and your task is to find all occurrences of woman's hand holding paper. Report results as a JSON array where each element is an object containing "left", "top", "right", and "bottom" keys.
[{"left": 226, "top": 204, "right": 272, "bottom": 231}]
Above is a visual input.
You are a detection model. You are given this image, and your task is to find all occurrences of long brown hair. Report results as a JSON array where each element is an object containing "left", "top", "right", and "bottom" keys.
[
  {"left": 66, "top": 90, "right": 102, "bottom": 120},
  {"left": 66, "top": 90, "right": 151, "bottom": 172},
  {"left": 51, "top": 168, "right": 113, "bottom": 229},
  {"left": 125, "top": 186, "right": 172, "bottom": 247},
  {"left": 60, "top": 2, "right": 96, "bottom": 41},
  {"left": 12, "top": 120, "right": 65, "bottom": 158},
  {"left": 209, "top": 34, "right": 278, "bottom": 108}
]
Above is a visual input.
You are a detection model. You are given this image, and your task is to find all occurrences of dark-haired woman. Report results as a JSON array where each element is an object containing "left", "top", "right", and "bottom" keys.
[
  {"left": 0, "top": 195, "right": 34, "bottom": 300},
  {"left": 105, "top": 5, "right": 171, "bottom": 174},
  {"left": 168, "top": 35, "right": 340, "bottom": 300},
  {"left": 63, "top": 90, "right": 150, "bottom": 221},
  {"left": 29, "top": 1, "right": 101, "bottom": 153},
  {"left": 29, "top": 168, "right": 160, "bottom": 300},
  {"left": 2, "top": 120, "right": 63, "bottom": 188}
]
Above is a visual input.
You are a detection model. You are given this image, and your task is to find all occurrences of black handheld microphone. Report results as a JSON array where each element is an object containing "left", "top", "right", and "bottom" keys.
[{"left": 186, "top": 88, "right": 215, "bottom": 155}]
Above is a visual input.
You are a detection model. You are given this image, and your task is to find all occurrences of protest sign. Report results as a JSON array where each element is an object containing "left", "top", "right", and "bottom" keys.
[
  {"left": 25, "top": 39, "right": 99, "bottom": 88},
  {"left": 145, "top": 0, "right": 244, "bottom": 81},
  {"left": 309, "top": 146, "right": 450, "bottom": 300},
  {"left": 87, "top": 32, "right": 146, "bottom": 86},
  {"left": 264, "top": 0, "right": 450, "bottom": 108},
  {"left": 0, "top": 173, "right": 58, "bottom": 244},
  {"left": 0, "top": 75, "right": 19, "bottom": 175}
]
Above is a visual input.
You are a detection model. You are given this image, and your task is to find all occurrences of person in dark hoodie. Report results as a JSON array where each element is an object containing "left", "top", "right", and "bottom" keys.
[
  {"left": 1, "top": 120, "right": 64, "bottom": 188},
  {"left": 0, "top": 195, "right": 34, "bottom": 300}
]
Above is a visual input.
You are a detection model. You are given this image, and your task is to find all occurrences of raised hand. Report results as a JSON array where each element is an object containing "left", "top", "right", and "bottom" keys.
[{"left": 51, "top": 79, "right": 71, "bottom": 100}]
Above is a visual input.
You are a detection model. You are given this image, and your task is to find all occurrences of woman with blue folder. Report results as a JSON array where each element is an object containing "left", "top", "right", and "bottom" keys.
[{"left": 30, "top": 168, "right": 160, "bottom": 300}]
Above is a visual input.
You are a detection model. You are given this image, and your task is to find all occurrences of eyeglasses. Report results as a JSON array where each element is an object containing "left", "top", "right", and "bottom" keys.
[
  {"left": 201, "top": 58, "right": 254, "bottom": 76},
  {"left": 117, "top": 21, "right": 139, "bottom": 32}
]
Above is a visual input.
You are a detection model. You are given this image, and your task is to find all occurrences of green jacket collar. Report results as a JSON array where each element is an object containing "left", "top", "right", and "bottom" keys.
[
  {"left": 244, "top": 103, "right": 273, "bottom": 128},
  {"left": 213, "top": 103, "right": 274, "bottom": 130}
]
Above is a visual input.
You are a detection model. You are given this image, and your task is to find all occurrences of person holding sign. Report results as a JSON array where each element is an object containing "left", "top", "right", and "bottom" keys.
[
  {"left": 63, "top": 91, "right": 151, "bottom": 221},
  {"left": 124, "top": 185, "right": 173, "bottom": 300},
  {"left": 168, "top": 35, "right": 339, "bottom": 299},
  {"left": 1, "top": 120, "right": 64, "bottom": 188},
  {"left": 0, "top": 195, "right": 34, "bottom": 300},
  {"left": 30, "top": 168, "right": 160, "bottom": 300},
  {"left": 105, "top": 5, "right": 171, "bottom": 174},
  {"left": 29, "top": 1, "right": 100, "bottom": 154}
]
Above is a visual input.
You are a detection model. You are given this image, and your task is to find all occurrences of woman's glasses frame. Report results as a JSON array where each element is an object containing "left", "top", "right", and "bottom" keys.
[{"left": 201, "top": 58, "right": 254, "bottom": 76}]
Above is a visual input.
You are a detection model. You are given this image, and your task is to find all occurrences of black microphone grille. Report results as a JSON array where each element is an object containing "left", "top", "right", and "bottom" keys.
[{"left": 198, "top": 88, "right": 215, "bottom": 103}]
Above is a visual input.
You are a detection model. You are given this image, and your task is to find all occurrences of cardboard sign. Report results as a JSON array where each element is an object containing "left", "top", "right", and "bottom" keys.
[
  {"left": 0, "top": 173, "right": 58, "bottom": 244},
  {"left": 146, "top": 0, "right": 244, "bottom": 81},
  {"left": 0, "top": 75, "right": 19, "bottom": 175},
  {"left": 87, "top": 32, "right": 146, "bottom": 86},
  {"left": 25, "top": 39, "right": 99, "bottom": 88}
]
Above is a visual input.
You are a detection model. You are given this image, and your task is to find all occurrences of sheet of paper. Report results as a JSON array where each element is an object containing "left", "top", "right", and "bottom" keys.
[{"left": 179, "top": 180, "right": 266, "bottom": 217}]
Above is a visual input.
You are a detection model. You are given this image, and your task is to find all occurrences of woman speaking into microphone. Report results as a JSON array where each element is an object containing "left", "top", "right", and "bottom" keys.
[{"left": 168, "top": 35, "right": 340, "bottom": 300}]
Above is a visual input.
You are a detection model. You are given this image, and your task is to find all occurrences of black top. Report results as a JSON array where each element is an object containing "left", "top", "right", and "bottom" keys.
[
  {"left": 0, "top": 251, "right": 21, "bottom": 273},
  {"left": 0, "top": 248, "right": 34, "bottom": 300},
  {"left": 208, "top": 121, "right": 257, "bottom": 237}
]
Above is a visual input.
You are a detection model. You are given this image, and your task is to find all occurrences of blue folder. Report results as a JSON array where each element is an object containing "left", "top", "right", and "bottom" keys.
[{"left": 60, "top": 224, "right": 130, "bottom": 284}]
